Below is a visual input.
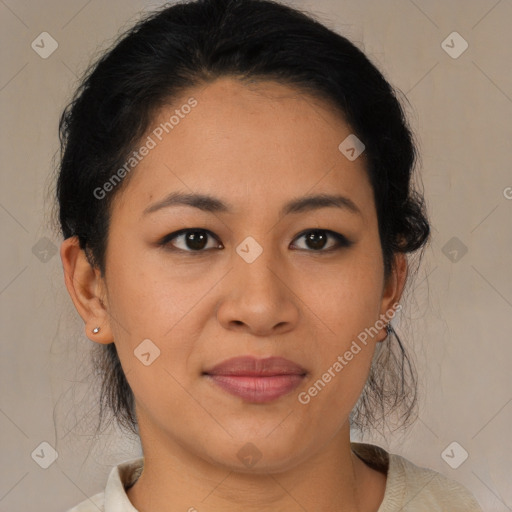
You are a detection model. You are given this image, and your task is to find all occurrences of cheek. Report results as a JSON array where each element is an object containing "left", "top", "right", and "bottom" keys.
[
  {"left": 102, "top": 241, "right": 215, "bottom": 387},
  {"left": 298, "top": 254, "right": 383, "bottom": 390},
  {"left": 303, "top": 254, "right": 384, "bottom": 338},
  {"left": 104, "top": 239, "right": 206, "bottom": 339}
]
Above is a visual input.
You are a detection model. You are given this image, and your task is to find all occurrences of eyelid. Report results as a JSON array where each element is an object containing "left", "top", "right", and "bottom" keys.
[
  {"left": 158, "top": 228, "right": 222, "bottom": 251},
  {"left": 290, "top": 228, "right": 353, "bottom": 251}
]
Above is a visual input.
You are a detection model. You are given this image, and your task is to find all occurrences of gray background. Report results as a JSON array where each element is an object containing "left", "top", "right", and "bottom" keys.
[{"left": 0, "top": 0, "right": 511, "bottom": 510}]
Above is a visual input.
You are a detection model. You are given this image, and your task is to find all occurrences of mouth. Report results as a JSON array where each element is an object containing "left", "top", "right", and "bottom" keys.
[{"left": 203, "top": 356, "right": 307, "bottom": 403}]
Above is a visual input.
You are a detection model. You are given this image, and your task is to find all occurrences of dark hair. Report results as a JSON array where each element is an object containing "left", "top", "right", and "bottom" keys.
[{"left": 55, "top": 0, "right": 430, "bottom": 438}]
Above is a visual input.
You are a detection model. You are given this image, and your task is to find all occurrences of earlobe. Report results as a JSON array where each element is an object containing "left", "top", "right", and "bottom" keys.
[
  {"left": 377, "top": 252, "right": 408, "bottom": 342},
  {"left": 59, "top": 236, "right": 113, "bottom": 344}
]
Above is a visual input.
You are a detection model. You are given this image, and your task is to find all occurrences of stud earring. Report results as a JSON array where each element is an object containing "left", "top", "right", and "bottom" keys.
[{"left": 92, "top": 327, "right": 101, "bottom": 334}]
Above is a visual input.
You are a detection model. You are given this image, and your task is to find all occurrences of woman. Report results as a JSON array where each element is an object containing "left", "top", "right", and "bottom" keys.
[{"left": 57, "top": 0, "right": 483, "bottom": 510}]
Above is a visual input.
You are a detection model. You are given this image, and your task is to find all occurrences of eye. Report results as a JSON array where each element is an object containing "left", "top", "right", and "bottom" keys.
[
  {"left": 291, "top": 229, "right": 353, "bottom": 252},
  {"left": 158, "top": 228, "right": 352, "bottom": 254},
  {"left": 158, "top": 229, "right": 222, "bottom": 253}
]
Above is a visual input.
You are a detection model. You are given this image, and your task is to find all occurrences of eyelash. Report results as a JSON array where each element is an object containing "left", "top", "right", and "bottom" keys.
[{"left": 157, "top": 228, "right": 353, "bottom": 254}]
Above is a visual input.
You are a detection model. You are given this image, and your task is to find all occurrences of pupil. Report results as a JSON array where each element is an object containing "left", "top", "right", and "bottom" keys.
[
  {"left": 187, "top": 231, "right": 207, "bottom": 250},
  {"left": 307, "top": 231, "right": 326, "bottom": 250}
]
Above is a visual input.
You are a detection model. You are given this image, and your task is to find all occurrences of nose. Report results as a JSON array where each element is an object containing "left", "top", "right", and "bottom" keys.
[{"left": 216, "top": 245, "right": 300, "bottom": 337}]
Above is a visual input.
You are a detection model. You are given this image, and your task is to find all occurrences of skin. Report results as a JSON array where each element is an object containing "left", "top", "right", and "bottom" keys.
[{"left": 61, "top": 77, "right": 407, "bottom": 512}]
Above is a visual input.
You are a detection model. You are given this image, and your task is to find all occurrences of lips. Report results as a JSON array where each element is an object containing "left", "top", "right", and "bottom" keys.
[
  {"left": 203, "top": 356, "right": 307, "bottom": 403},
  {"left": 204, "top": 356, "right": 307, "bottom": 377}
]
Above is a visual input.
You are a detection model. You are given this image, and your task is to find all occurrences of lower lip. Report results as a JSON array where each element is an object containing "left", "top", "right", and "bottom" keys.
[{"left": 205, "top": 374, "right": 305, "bottom": 403}]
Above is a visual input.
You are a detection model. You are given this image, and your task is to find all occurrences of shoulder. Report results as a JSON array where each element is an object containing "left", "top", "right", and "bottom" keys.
[
  {"left": 384, "top": 450, "right": 483, "bottom": 511},
  {"left": 351, "top": 442, "right": 483, "bottom": 512},
  {"left": 64, "top": 457, "right": 144, "bottom": 512}
]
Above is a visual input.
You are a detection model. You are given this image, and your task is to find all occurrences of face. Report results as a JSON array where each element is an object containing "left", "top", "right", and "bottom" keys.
[{"left": 74, "top": 77, "right": 405, "bottom": 472}]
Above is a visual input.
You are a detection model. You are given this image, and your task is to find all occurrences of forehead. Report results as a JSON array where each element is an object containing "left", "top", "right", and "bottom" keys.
[{"left": 112, "top": 77, "right": 374, "bottom": 221}]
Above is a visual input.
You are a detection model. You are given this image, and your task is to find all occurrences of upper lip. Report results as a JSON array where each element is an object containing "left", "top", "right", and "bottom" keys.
[{"left": 203, "top": 356, "right": 307, "bottom": 377}]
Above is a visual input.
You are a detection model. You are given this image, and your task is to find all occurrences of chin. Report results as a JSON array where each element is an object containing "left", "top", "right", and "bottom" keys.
[{"left": 199, "top": 434, "right": 312, "bottom": 474}]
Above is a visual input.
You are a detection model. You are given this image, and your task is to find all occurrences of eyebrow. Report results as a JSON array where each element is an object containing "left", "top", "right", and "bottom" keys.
[{"left": 142, "top": 191, "right": 362, "bottom": 218}]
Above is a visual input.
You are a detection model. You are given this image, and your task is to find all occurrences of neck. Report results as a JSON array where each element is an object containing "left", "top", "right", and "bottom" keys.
[{"left": 126, "top": 420, "right": 384, "bottom": 512}]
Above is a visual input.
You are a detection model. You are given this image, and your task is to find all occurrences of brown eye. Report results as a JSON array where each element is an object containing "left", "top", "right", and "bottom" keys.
[
  {"left": 159, "top": 229, "right": 222, "bottom": 252},
  {"left": 158, "top": 228, "right": 352, "bottom": 255},
  {"left": 291, "top": 229, "right": 352, "bottom": 252}
]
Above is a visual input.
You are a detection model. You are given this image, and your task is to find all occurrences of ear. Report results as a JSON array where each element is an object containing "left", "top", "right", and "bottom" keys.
[
  {"left": 376, "top": 252, "right": 408, "bottom": 343},
  {"left": 60, "top": 236, "right": 114, "bottom": 344}
]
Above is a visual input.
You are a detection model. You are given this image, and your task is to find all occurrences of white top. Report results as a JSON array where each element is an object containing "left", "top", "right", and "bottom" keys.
[{"left": 66, "top": 442, "right": 483, "bottom": 511}]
